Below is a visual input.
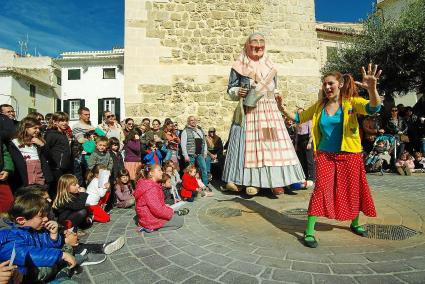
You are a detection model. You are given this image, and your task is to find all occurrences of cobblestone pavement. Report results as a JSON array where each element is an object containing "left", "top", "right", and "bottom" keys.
[{"left": 75, "top": 174, "right": 425, "bottom": 284}]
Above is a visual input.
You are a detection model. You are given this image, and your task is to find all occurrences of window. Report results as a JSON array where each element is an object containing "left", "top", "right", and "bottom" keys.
[
  {"left": 29, "top": 84, "right": 36, "bottom": 97},
  {"left": 104, "top": 99, "right": 116, "bottom": 113},
  {"left": 98, "top": 98, "right": 120, "bottom": 124},
  {"left": 326, "top": 46, "right": 337, "bottom": 62},
  {"left": 103, "top": 68, "right": 116, "bottom": 79},
  {"left": 68, "top": 69, "right": 81, "bottom": 80},
  {"left": 69, "top": 100, "right": 81, "bottom": 120}
]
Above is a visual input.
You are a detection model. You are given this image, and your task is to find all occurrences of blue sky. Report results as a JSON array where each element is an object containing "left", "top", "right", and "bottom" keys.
[
  {"left": 315, "top": 0, "right": 376, "bottom": 22},
  {"left": 0, "top": 0, "right": 376, "bottom": 57}
]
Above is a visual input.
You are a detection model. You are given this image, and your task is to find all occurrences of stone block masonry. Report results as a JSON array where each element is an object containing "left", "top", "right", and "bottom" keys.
[{"left": 125, "top": 0, "right": 321, "bottom": 139}]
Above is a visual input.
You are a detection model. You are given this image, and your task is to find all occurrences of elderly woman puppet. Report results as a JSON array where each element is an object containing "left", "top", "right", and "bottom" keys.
[{"left": 222, "top": 32, "right": 305, "bottom": 196}]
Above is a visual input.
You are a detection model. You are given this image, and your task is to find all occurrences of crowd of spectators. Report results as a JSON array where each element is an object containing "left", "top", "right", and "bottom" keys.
[
  {"left": 360, "top": 104, "right": 425, "bottom": 174},
  {"left": 0, "top": 104, "right": 223, "bottom": 283},
  {"left": 0, "top": 98, "right": 424, "bottom": 282}
]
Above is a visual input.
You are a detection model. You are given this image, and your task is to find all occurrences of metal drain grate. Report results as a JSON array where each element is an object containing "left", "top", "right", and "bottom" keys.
[
  {"left": 364, "top": 224, "right": 420, "bottom": 240},
  {"left": 207, "top": 207, "right": 242, "bottom": 218},
  {"left": 282, "top": 208, "right": 308, "bottom": 220}
]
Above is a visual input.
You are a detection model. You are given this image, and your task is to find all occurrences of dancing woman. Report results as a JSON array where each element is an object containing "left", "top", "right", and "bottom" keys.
[
  {"left": 222, "top": 32, "right": 305, "bottom": 196},
  {"left": 279, "top": 64, "right": 382, "bottom": 248}
]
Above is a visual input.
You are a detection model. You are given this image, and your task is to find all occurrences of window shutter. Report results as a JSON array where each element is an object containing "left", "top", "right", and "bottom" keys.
[
  {"left": 80, "top": 99, "right": 85, "bottom": 108},
  {"left": 98, "top": 98, "right": 104, "bottom": 125},
  {"left": 63, "top": 100, "right": 70, "bottom": 115},
  {"left": 56, "top": 99, "right": 62, "bottom": 111},
  {"left": 115, "top": 98, "right": 121, "bottom": 122}
]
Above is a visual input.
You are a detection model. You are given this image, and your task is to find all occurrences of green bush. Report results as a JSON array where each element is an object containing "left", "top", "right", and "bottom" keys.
[{"left": 322, "top": 0, "right": 425, "bottom": 96}]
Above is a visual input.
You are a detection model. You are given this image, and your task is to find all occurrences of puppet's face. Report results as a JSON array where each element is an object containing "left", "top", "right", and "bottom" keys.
[{"left": 247, "top": 35, "right": 265, "bottom": 60}]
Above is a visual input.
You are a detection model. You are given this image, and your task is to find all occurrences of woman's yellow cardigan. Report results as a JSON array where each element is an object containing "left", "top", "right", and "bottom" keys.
[{"left": 298, "top": 96, "right": 374, "bottom": 153}]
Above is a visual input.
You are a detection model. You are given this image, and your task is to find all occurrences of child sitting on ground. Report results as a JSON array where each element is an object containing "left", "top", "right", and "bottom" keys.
[
  {"left": 86, "top": 165, "right": 111, "bottom": 223},
  {"left": 114, "top": 169, "right": 135, "bottom": 208},
  {"left": 52, "top": 174, "right": 89, "bottom": 233},
  {"left": 413, "top": 151, "right": 425, "bottom": 173},
  {"left": 395, "top": 151, "right": 415, "bottom": 176},
  {"left": 87, "top": 136, "right": 114, "bottom": 171},
  {"left": 134, "top": 164, "right": 187, "bottom": 232},
  {"left": 196, "top": 171, "right": 214, "bottom": 197},
  {"left": 162, "top": 174, "right": 174, "bottom": 205},
  {"left": 365, "top": 140, "right": 391, "bottom": 172},
  {"left": 163, "top": 161, "right": 182, "bottom": 202},
  {"left": 181, "top": 165, "right": 199, "bottom": 202},
  {"left": 0, "top": 194, "right": 76, "bottom": 283}
]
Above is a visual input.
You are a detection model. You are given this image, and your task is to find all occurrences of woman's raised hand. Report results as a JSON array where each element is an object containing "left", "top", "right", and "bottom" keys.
[{"left": 355, "top": 63, "right": 382, "bottom": 91}]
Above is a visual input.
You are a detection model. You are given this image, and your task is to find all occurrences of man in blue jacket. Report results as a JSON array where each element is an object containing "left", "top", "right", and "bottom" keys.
[{"left": 0, "top": 193, "right": 76, "bottom": 282}]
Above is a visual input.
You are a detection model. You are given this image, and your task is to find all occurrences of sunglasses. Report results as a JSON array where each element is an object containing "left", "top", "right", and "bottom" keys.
[{"left": 106, "top": 114, "right": 115, "bottom": 118}]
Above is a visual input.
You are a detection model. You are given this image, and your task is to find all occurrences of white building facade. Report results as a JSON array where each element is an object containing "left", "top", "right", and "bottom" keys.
[
  {"left": 55, "top": 48, "right": 124, "bottom": 126},
  {"left": 0, "top": 48, "right": 61, "bottom": 120}
]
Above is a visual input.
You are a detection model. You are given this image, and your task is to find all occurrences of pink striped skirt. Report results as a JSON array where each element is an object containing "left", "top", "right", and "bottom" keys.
[{"left": 244, "top": 94, "right": 299, "bottom": 168}]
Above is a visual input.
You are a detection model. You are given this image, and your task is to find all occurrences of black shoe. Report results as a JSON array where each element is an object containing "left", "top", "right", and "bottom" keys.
[
  {"left": 285, "top": 190, "right": 298, "bottom": 195},
  {"left": 303, "top": 232, "right": 318, "bottom": 248},
  {"left": 80, "top": 253, "right": 107, "bottom": 266},
  {"left": 350, "top": 225, "right": 368, "bottom": 237},
  {"left": 240, "top": 193, "right": 254, "bottom": 199}
]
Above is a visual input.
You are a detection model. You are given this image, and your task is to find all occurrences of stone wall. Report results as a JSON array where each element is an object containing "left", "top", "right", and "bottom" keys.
[{"left": 125, "top": 0, "right": 321, "bottom": 139}]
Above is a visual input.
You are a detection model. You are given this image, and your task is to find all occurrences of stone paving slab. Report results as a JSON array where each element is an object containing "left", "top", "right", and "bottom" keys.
[{"left": 75, "top": 175, "right": 425, "bottom": 283}]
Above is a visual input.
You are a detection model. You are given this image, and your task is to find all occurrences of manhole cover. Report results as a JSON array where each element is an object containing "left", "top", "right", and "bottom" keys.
[
  {"left": 208, "top": 207, "right": 242, "bottom": 218},
  {"left": 282, "top": 208, "right": 308, "bottom": 220},
  {"left": 364, "top": 224, "right": 420, "bottom": 240}
]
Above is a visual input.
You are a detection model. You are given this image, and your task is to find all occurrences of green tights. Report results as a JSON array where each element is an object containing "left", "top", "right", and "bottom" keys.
[{"left": 304, "top": 215, "right": 365, "bottom": 241}]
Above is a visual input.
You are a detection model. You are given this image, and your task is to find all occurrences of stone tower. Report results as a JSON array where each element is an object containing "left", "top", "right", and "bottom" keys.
[{"left": 124, "top": 0, "right": 321, "bottom": 136}]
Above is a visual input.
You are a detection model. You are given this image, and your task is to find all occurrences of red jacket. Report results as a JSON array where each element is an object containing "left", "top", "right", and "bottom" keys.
[
  {"left": 134, "top": 179, "right": 173, "bottom": 230},
  {"left": 181, "top": 172, "right": 198, "bottom": 198}
]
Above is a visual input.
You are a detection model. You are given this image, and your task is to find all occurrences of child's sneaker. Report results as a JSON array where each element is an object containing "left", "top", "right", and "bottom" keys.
[
  {"left": 103, "top": 236, "right": 126, "bottom": 255},
  {"left": 80, "top": 253, "right": 107, "bottom": 266}
]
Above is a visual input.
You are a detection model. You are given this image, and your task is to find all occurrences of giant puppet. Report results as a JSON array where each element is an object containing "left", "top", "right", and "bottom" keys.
[{"left": 222, "top": 33, "right": 305, "bottom": 196}]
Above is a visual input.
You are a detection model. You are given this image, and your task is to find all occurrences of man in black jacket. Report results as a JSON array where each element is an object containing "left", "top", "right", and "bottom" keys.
[{"left": 0, "top": 104, "right": 18, "bottom": 141}]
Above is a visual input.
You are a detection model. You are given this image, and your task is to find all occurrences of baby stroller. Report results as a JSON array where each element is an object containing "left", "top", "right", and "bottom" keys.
[{"left": 364, "top": 134, "right": 396, "bottom": 175}]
